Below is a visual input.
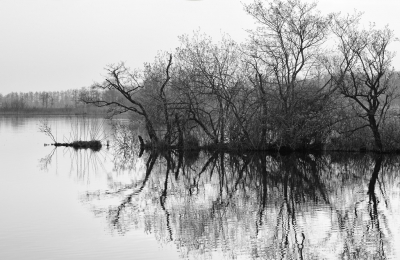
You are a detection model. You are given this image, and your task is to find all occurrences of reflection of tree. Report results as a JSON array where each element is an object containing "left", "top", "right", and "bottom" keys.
[
  {"left": 109, "top": 153, "right": 157, "bottom": 230},
  {"left": 67, "top": 148, "right": 108, "bottom": 182},
  {"left": 39, "top": 147, "right": 57, "bottom": 171},
  {"left": 367, "top": 156, "right": 385, "bottom": 258},
  {"left": 82, "top": 147, "right": 400, "bottom": 259},
  {"left": 39, "top": 144, "right": 109, "bottom": 183},
  {"left": 110, "top": 121, "right": 141, "bottom": 172},
  {"left": 331, "top": 155, "right": 396, "bottom": 259},
  {"left": 336, "top": 155, "right": 388, "bottom": 259}
]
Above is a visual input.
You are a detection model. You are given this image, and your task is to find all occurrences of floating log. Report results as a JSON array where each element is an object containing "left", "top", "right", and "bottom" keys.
[{"left": 53, "top": 140, "right": 102, "bottom": 151}]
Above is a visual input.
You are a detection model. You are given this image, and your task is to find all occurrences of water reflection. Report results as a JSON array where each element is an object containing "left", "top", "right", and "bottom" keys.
[{"left": 40, "top": 126, "right": 400, "bottom": 259}]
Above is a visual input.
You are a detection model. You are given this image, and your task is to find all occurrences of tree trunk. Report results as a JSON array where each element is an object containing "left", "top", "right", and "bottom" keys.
[
  {"left": 259, "top": 103, "right": 268, "bottom": 149},
  {"left": 144, "top": 116, "right": 158, "bottom": 143},
  {"left": 368, "top": 115, "right": 383, "bottom": 152}
]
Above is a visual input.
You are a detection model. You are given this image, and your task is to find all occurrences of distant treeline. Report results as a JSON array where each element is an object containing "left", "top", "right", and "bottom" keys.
[{"left": 0, "top": 88, "right": 108, "bottom": 115}]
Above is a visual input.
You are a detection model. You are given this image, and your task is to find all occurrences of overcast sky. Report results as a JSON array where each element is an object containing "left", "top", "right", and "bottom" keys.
[{"left": 1, "top": 0, "right": 399, "bottom": 95}]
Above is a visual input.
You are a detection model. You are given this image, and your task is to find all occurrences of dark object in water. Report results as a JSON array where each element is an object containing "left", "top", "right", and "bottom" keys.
[{"left": 53, "top": 140, "right": 102, "bottom": 151}]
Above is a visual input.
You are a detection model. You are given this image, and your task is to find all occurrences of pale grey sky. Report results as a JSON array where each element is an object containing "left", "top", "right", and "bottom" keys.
[{"left": 0, "top": 0, "right": 399, "bottom": 95}]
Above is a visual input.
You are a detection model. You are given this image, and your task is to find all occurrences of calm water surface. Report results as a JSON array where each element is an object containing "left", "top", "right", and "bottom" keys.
[{"left": 1, "top": 116, "right": 400, "bottom": 259}]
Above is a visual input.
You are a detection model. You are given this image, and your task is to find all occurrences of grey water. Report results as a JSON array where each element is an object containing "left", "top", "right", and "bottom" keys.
[{"left": 1, "top": 116, "right": 400, "bottom": 259}]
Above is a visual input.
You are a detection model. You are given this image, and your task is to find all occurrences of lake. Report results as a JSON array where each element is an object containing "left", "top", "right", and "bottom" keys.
[{"left": 1, "top": 116, "right": 399, "bottom": 259}]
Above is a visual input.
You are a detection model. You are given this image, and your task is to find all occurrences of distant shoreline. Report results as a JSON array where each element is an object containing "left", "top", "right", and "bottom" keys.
[
  {"left": 0, "top": 110, "right": 106, "bottom": 116},
  {"left": 0, "top": 110, "right": 135, "bottom": 119}
]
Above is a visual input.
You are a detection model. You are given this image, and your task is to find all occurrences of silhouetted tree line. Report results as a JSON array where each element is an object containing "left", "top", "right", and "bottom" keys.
[{"left": 81, "top": 0, "right": 400, "bottom": 152}]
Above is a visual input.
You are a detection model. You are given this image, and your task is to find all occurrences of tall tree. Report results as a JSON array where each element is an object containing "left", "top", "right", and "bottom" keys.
[
  {"left": 244, "top": 0, "right": 333, "bottom": 149},
  {"left": 81, "top": 56, "right": 173, "bottom": 144},
  {"left": 328, "top": 14, "right": 399, "bottom": 151},
  {"left": 175, "top": 33, "right": 252, "bottom": 145}
]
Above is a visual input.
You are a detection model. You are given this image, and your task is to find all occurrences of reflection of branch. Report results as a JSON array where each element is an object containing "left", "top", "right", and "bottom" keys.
[
  {"left": 109, "top": 154, "right": 158, "bottom": 227},
  {"left": 290, "top": 191, "right": 305, "bottom": 260},
  {"left": 368, "top": 156, "right": 383, "bottom": 220},
  {"left": 367, "top": 155, "right": 386, "bottom": 258},
  {"left": 39, "top": 147, "right": 57, "bottom": 171},
  {"left": 111, "top": 121, "right": 140, "bottom": 171},
  {"left": 184, "top": 152, "right": 218, "bottom": 196},
  {"left": 218, "top": 155, "right": 250, "bottom": 207},
  {"left": 65, "top": 148, "right": 106, "bottom": 182},
  {"left": 333, "top": 155, "right": 389, "bottom": 258},
  {"left": 160, "top": 165, "right": 173, "bottom": 242},
  {"left": 84, "top": 154, "right": 156, "bottom": 203},
  {"left": 257, "top": 154, "right": 269, "bottom": 232},
  {"left": 293, "top": 155, "right": 330, "bottom": 204}
]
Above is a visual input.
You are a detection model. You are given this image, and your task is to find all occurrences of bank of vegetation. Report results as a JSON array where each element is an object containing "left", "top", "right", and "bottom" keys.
[{"left": 81, "top": 0, "right": 400, "bottom": 153}]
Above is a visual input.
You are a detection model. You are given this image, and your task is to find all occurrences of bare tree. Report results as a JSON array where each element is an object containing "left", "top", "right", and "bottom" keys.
[
  {"left": 244, "top": 0, "right": 334, "bottom": 149},
  {"left": 141, "top": 53, "right": 176, "bottom": 145},
  {"left": 328, "top": 14, "right": 399, "bottom": 151},
  {"left": 175, "top": 33, "right": 250, "bottom": 145},
  {"left": 81, "top": 55, "right": 173, "bottom": 144},
  {"left": 39, "top": 119, "right": 57, "bottom": 143},
  {"left": 244, "top": 0, "right": 331, "bottom": 110}
]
